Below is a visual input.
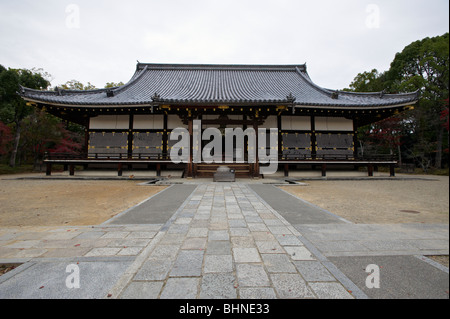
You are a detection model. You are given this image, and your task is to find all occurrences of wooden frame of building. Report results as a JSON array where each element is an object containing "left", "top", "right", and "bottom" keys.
[{"left": 19, "top": 63, "right": 419, "bottom": 178}]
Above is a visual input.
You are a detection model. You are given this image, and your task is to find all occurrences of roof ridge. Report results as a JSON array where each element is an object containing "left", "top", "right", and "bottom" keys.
[
  {"left": 111, "top": 64, "right": 149, "bottom": 95},
  {"left": 294, "top": 67, "right": 335, "bottom": 99},
  {"left": 136, "top": 63, "right": 307, "bottom": 72}
]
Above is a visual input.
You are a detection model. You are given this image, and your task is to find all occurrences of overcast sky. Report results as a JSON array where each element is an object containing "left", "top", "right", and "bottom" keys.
[{"left": 0, "top": 0, "right": 448, "bottom": 90}]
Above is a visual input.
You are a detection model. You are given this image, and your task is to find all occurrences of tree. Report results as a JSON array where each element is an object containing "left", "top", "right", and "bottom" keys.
[
  {"left": 346, "top": 33, "right": 449, "bottom": 170},
  {"left": 0, "top": 120, "right": 12, "bottom": 156},
  {"left": 344, "top": 69, "right": 409, "bottom": 163},
  {"left": 60, "top": 79, "right": 96, "bottom": 90},
  {"left": 19, "top": 109, "right": 82, "bottom": 167},
  {"left": 0, "top": 66, "right": 50, "bottom": 167},
  {"left": 344, "top": 69, "right": 387, "bottom": 92},
  {"left": 386, "top": 33, "right": 449, "bottom": 168},
  {"left": 104, "top": 81, "right": 124, "bottom": 88}
]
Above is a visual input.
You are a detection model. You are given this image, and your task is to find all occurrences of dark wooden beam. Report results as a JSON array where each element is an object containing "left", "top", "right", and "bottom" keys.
[{"left": 310, "top": 115, "right": 317, "bottom": 159}]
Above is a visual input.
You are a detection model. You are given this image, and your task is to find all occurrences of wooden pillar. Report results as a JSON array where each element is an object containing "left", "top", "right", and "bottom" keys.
[
  {"left": 118, "top": 163, "right": 123, "bottom": 177},
  {"left": 353, "top": 119, "right": 358, "bottom": 159},
  {"left": 368, "top": 164, "right": 374, "bottom": 177},
  {"left": 310, "top": 115, "right": 317, "bottom": 159},
  {"left": 84, "top": 119, "right": 90, "bottom": 156},
  {"left": 163, "top": 113, "right": 168, "bottom": 159},
  {"left": 253, "top": 120, "right": 259, "bottom": 177},
  {"left": 156, "top": 163, "right": 161, "bottom": 177},
  {"left": 46, "top": 163, "right": 52, "bottom": 176},
  {"left": 187, "top": 117, "right": 193, "bottom": 178},
  {"left": 321, "top": 163, "right": 327, "bottom": 177},
  {"left": 277, "top": 115, "right": 283, "bottom": 160},
  {"left": 390, "top": 164, "right": 395, "bottom": 177},
  {"left": 284, "top": 163, "right": 289, "bottom": 177},
  {"left": 69, "top": 164, "right": 75, "bottom": 176},
  {"left": 127, "top": 113, "right": 134, "bottom": 161}
]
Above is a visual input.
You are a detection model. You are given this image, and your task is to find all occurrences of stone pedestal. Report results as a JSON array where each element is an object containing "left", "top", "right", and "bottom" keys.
[{"left": 213, "top": 166, "right": 235, "bottom": 182}]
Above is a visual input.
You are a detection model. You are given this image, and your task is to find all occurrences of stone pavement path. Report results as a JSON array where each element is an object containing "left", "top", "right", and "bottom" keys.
[{"left": 109, "top": 183, "right": 356, "bottom": 299}]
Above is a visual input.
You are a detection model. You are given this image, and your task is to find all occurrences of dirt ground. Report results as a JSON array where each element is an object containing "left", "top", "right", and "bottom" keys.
[
  {"left": 0, "top": 175, "right": 167, "bottom": 227},
  {"left": 279, "top": 175, "right": 449, "bottom": 224}
]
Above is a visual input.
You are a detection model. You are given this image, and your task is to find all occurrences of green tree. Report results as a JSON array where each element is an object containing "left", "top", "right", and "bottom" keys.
[
  {"left": 344, "top": 69, "right": 387, "bottom": 92},
  {"left": 104, "top": 81, "right": 124, "bottom": 88},
  {"left": 60, "top": 79, "right": 96, "bottom": 90},
  {"left": 0, "top": 66, "right": 50, "bottom": 167},
  {"left": 346, "top": 33, "right": 449, "bottom": 170},
  {"left": 386, "top": 33, "right": 449, "bottom": 169}
]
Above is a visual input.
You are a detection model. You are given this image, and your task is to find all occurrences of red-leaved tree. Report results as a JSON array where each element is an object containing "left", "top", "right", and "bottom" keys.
[{"left": 0, "top": 121, "right": 13, "bottom": 156}]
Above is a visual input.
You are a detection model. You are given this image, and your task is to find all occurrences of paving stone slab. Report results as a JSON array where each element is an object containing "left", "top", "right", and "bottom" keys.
[
  {"left": 100, "top": 231, "right": 130, "bottom": 239},
  {"left": 126, "top": 232, "right": 157, "bottom": 239},
  {"left": 270, "top": 273, "right": 315, "bottom": 299},
  {"left": 233, "top": 248, "right": 261, "bottom": 263},
  {"left": 120, "top": 281, "right": 164, "bottom": 299},
  {"left": 117, "top": 247, "right": 143, "bottom": 256},
  {"left": 181, "top": 237, "right": 207, "bottom": 250},
  {"left": 170, "top": 250, "right": 204, "bottom": 277},
  {"left": 293, "top": 261, "right": 336, "bottom": 282},
  {"left": 85, "top": 247, "right": 121, "bottom": 257},
  {"left": 204, "top": 255, "right": 233, "bottom": 273},
  {"left": 236, "top": 264, "right": 270, "bottom": 287},
  {"left": 206, "top": 241, "right": 231, "bottom": 255},
  {"left": 200, "top": 273, "right": 237, "bottom": 299},
  {"left": 208, "top": 230, "right": 229, "bottom": 241},
  {"left": 160, "top": 278, "right": 200, "bottom": 299},
  {"left": 262, "top": 254, "right": 297, "bottom": 273},
  {"left": 187, "top": 227, "right": 209, "bottom": 238},
  {"left": 275, "top": 234, "right": 303, "bottom": 246},
  {"left": 134, "top": 258, "right": 173, "bottom": 281},
  {"left": 149, "top": 245, "right": 180, "bottom": 260},
  {"left": 239, "top": 287, "right": 277, "bottom": 299},
  {"left": 284, "top": 246, "right": 316, "bottom": 261},
  {"left": 255, "top": 241, "right": 285, "bottom": 254},
  {"left": 309, "top": 282, "right": 354, "bottom": 299}
]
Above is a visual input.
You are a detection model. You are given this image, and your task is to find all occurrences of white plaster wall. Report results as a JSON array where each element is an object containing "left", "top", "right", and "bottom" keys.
[
  {"left": 282, "top": 116, "right": 310, "bottom": 130},
  {"left": 133, "top": 114, "right": 164, "bottom": 130},
  {"left": 89, "top": 115, "right": 129, "bottom": 129},
  {"left": 315, "top": 117, "right": 353, "bottom": 131}
]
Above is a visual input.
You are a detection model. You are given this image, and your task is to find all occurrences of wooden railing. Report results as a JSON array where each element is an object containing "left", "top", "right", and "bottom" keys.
[
  {"left": 44, "top": 152, "right": 171, "bottom": 161},
  {"left": 45, "top": 151, "right": 396, "bottom": 163}
]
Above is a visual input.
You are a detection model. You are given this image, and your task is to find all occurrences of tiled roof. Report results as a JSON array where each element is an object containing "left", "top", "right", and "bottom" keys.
[{"left": 20, "top": 63, "right": 419, "bottom": 108}]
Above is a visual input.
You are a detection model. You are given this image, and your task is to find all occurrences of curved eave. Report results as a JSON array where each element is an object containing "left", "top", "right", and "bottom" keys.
[{"left": 22, "top": 95, "right": 418, "bottom": 110}]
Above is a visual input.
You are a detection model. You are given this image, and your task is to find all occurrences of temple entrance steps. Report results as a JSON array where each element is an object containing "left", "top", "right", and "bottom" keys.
[{"left": 194, "top": 163, "right": 253, "bottom": 178}]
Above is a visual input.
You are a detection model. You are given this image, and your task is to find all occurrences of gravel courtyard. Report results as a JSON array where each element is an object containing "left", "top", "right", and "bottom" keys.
[
  {"left": 0, "top": 176, "right": 167, "bottom": 227},
  {"left": 279, "top": 175, "right": 449, "bottom": 224}
]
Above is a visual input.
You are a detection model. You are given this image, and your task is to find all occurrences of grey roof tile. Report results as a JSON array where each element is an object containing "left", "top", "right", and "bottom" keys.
[{"left": 20, "top": 63, "right": 419, "bottom": 108}]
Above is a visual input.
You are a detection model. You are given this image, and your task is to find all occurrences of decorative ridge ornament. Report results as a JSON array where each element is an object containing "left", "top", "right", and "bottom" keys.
[
  {"left": 286, "top": 93, "right": 296, "bottom": 103},
  {"left": 151, "top": 93, "right": 161, "bottom": 102},
  {"left": 331, "top": 91, "right": 339, "bottom": 99}
]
